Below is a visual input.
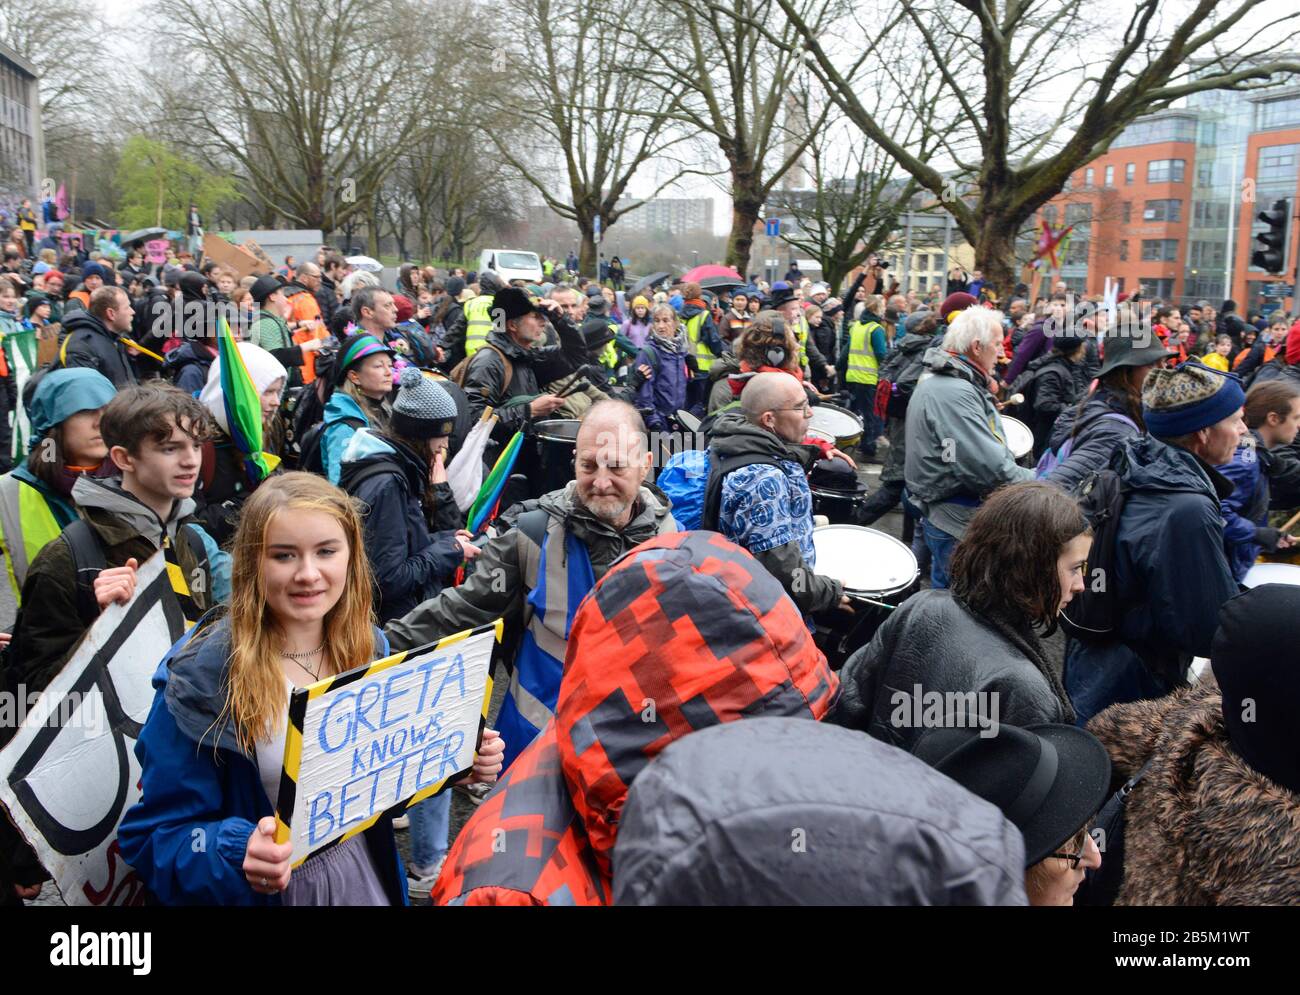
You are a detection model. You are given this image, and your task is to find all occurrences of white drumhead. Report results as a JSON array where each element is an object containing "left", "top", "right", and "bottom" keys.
[
  {"left": 813, "top": 525, "right": 918, "bottom": 596},
  {"left": 1001, "top": 416, "right": 1034, "bottom": 459},
  {"left": 809, "top": 405, "right": 862, "bottom": 440},
  {"left": 1243, "top": 562, "right": 1300, "bottom": 588}
]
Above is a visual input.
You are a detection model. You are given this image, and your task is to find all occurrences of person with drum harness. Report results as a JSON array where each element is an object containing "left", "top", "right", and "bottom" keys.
[
  {"left": 771, "top": 282, "right": 833, "bottom": 385},
  {"left": 706, "top": 371, "right": 851, "bottom": 618},
  {"left": 381, "top": 401, "right": 676, "bottom": 772},
  {"left": 905, "top": 305, "right": 1036, "bottom": 588}
]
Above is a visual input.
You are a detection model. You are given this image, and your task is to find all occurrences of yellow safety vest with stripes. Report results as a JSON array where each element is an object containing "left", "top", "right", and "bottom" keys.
[
  {"left": 845, "top": 320, "right": 883, "bottom": 385},
  {"left": 793, "top": 314, "right": 811, "bottom": 369},
  {"left": 464, "top": 295, "right": 495, "bottom": 358},
  {"left": 0, "top": 473, "right": 71, "bottom": 603},
  {"left": 685, "top": 311, "right": 715, "bottom": 373}
]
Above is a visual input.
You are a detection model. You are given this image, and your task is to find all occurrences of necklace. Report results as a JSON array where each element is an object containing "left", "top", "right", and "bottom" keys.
[
  {"left": 282, "top": 642, "right": 325, "bottom": 660},
  {"left": 281, "top": 644, "right": 325, "bottom": 682}
]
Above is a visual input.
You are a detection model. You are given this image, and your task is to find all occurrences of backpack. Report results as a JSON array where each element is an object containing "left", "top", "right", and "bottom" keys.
[
  {"left": 59, "top": 518, "right": 210, "bottom": 624},
  {"left": 1058, "top": 462, "right": 1130, "bottom": 643},
  {"left": 657, "top": 450, "right": 711, "bottom": 529},
  {"left": 875, "top": 342, "right": 927, "bottom": 420},
  {"left": 1034, "top": 412, "right": 1137, "bottom": 478},
  {"left": 449, "top": 342, "right": 514, "bottom": 393},
  {"left": 297, "top": 415, "right": 364, "bottom": 477}
]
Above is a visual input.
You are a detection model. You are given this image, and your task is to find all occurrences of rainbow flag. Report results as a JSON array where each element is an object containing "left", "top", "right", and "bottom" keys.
[
  {"left": 466, "top": 431, "right": 524, "bottom": 532},
  {"left": 218, "top": 316, "right": 280, "bottom": 480}
]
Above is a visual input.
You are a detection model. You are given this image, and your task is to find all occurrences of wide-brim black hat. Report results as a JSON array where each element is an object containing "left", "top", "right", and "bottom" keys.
[
  {"left": 913, "top": 723, "right": 1111, "bottom": 866},
  {"left": 493, "top": 286, "right": 542, "bottom": 323},
  {"left": 1098, "top": 331, "right": 1175, "bottom": 377}
]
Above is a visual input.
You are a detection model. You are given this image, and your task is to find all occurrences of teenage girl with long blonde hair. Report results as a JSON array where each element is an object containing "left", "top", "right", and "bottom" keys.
[{"left": 118, "top": 472, "right": 503, "bottom": 905}]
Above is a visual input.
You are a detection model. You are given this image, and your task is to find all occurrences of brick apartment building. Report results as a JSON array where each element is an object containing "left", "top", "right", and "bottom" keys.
[{"left": 1042, "top": 85, "right": 1300, "bottom": 313}]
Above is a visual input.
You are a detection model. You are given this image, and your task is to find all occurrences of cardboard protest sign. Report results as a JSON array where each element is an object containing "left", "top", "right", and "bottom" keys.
[
  {"left": 145, "top": 239, "right": 170, "bottom": 265},
  {"left": 202, "top": 232, "right": 270, "bottom": 278},
  {"left": 0, "top": 553, "right": 185, "bottom": 905},
  {"left": 274, "top": 621, "right": 499, "bottom": 866}
]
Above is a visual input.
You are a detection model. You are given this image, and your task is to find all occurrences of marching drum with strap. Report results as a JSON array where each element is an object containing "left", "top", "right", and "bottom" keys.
[
  {"left": 810, "top": 524, "right": 920, "bottom": 669},
  {"left": 809, "top": 402, "right": 863, "bottom": 452}
]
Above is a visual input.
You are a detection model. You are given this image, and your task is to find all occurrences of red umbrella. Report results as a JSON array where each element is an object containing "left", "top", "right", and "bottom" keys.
[{"left": 680, "top": 264, "right": 742, "bottom": 284}]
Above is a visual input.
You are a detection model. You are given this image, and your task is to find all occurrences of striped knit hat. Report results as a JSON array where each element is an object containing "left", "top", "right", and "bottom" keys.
[{"left": 335, "top": 332, "right": 394, "bottom": 385}]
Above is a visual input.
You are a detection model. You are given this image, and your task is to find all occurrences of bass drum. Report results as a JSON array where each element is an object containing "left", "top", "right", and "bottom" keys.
[
  {"left": 533, "top": 419, "right": 581, "bottom": 497},
  {"left": 1001, "top": 415, "right": 1035, "bottom": 468},
  {"left": 810, "top": 524, "right": 920, "bottom": 669},
  {"left": 809, "top": 403, "right": 863, "bottom": 452}
]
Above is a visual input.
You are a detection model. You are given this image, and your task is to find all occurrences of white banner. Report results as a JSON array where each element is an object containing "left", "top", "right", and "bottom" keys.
[{"left": 0, "top": 553, "right": 185, "bottom": 905}]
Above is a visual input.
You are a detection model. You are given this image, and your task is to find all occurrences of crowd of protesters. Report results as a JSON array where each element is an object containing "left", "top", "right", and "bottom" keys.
[{"left": 0, "top": 214, "right": 1298, "bottom": 909}]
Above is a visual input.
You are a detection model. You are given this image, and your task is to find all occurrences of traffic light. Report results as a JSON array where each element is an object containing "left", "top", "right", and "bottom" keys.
[{"left": 1252, "top": 199, "right": 1290, "bottom": 275}]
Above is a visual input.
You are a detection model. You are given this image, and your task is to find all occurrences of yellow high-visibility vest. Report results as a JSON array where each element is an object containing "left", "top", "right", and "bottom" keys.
[
  {"left": 685, "top": 311, "right": 715, "bottom": 373},
  {"left": 845, "top": 320, "right": 883, "bottom": 385},
  {"left": 464, "top": 295, "right": 495, "bottom": 357},
  {"left": 0, "top": 473, "right": 67, "bottom": 603}
]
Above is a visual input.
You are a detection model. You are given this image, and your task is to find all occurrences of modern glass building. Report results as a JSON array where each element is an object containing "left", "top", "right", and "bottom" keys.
[{"left": 1043, "top": 62, "right": 1300, "bottom": 313}]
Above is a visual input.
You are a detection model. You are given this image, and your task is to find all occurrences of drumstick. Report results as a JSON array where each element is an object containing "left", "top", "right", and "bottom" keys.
[{"left": 1280, "top": 507, "right": 1300, "bottom": 535}]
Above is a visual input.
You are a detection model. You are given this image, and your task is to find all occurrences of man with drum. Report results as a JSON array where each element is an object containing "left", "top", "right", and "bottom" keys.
[
  {"left": 905, "top": 305, "right": 1036, "bottom": 588},
  {"left": 383, "top": 400, "right": 676, "bottom": 772},
  {"left": 705, "top": 371, "right": 851, "bottom": 618}
]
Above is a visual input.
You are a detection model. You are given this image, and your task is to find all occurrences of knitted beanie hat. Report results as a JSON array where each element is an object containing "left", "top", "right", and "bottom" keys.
[
  {"left": 391, "top": 366, "right": 457, "bottom": 440},
  {"left": 1142, "top": 361, "right": 1246, "bottom": 437}
]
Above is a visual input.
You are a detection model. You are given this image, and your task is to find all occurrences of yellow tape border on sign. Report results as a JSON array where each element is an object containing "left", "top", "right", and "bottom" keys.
[{"left": 274, "top": 619, "right": 503, "bottom": 866}]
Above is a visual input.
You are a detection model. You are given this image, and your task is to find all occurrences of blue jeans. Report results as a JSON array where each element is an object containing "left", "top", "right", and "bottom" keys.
[
  {"left": 922, "top": 519, "right": 958, "bottom": 589},
  {"left": 407, "top": 791, "right": 451, "bottom": 869}
]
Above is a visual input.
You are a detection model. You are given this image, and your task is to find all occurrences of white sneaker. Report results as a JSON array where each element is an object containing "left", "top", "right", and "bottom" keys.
[
  {"left": 392, "top": 814, "right": 410, "bottom": 830},
  {"left": 406, "top": 856, "right": 447, "bottom": 898}
]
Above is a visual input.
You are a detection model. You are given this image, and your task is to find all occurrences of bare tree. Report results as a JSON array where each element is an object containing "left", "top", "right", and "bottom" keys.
[
  {"left": 636, "top": 0, "right": 847, "bottom": 276},
  {"left": 478, "top": 0, "right": 703, "bottom": 276},
  {"left": 775, "top": 40, "right": 949, "bottom": 292},
  {"left": 145, "top": 0, "right": 446, "bottom": 235},
  {"left": 737, "top": 0, "right": 1300, "bottom": 295}
]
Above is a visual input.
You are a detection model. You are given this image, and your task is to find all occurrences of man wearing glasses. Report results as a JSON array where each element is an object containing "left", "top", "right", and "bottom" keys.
[
  {"left": 704, "top": 371, "right": 850, "bottom": 617},
  {"left": 383, "top": 400, "right": 676, "bottom": 771}
]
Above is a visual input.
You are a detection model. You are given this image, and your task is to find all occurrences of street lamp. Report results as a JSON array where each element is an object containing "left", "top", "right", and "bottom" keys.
[{"left": 693, "top": 250, "right": 699, "bottom": 267}]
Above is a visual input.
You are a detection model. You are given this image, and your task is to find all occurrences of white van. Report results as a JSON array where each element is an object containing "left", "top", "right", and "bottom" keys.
[{"left": 478, "top": 249, "right": 544, "bottom": 285}]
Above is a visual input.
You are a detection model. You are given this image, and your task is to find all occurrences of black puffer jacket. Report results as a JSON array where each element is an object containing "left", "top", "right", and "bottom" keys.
[
  {"left": 613, "top": 717, "right": 1028, "bottom": 905},
  {"left": 830, "top": 588, "right": 1073, "bottom": 751},
  {"left": 1018, "top": 352, "right": 1089, "bottom": 454},
  {"left": 60, "top": 309, "right": 139, "bottom": 388}
]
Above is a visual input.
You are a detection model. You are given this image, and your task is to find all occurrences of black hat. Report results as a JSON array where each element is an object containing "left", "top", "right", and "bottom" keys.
[
  {"left": 1212, "top": 584, "right": 1300, "bottom": 794},
  {"left": 769, "top": 281, "right": 796, "bottom": 307},
  {"left": 1097, "top": 329, "right": 1175, "bottom": 377},
  {"left": 251, "top": 274, "right": 283, "bottom": 305},
  {"left": 913, "top": 723, "right": 1111, "bottom": 866},
  {"left": 493, "top": 286, "right": 542, "bottom": 323}
]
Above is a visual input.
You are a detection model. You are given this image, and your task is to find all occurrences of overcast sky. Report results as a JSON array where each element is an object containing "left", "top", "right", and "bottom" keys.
[{"left": 95, "top": 0, "right": 1292, "bottom": 238}]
